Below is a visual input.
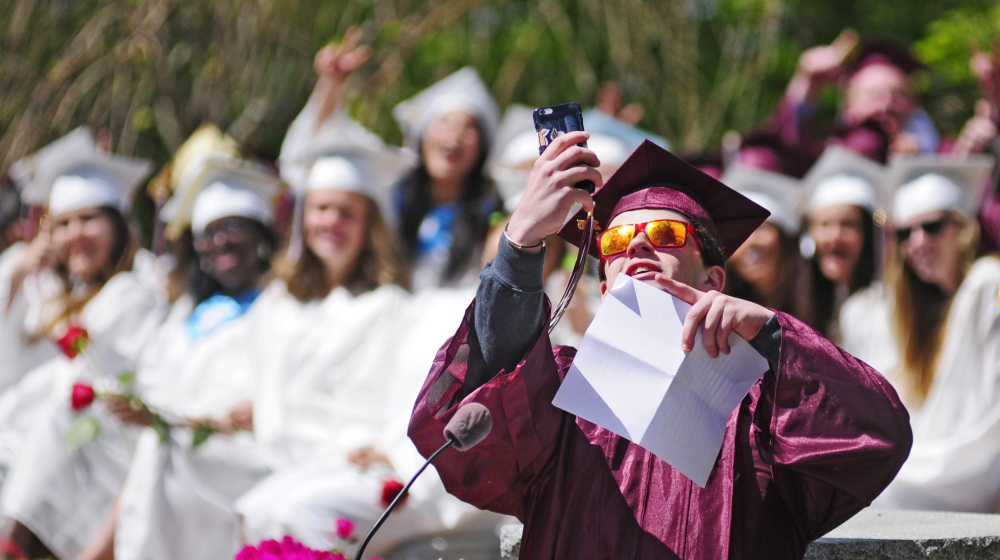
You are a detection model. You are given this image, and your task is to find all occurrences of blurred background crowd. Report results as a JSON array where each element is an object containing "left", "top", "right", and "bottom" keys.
[{"left": 2, "top": 1, "right": 1000, "bottom": 560}]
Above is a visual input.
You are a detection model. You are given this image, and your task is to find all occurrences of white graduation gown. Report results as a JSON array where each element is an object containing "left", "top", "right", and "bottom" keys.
[
  {"left": 0, "top": 243, "right": 59, "bottom": 397},
  {"left": 0, "top": 271, "right": 167, "bottom": 560},
  {"left": 236, "top": 285, "right": 508, "bottom": 557},
  {"left": 840, "top": 256, "right": 1000, "bottom": 512},
  {"left": 115, "top": 294, "right": 269, "bottom": 560}
]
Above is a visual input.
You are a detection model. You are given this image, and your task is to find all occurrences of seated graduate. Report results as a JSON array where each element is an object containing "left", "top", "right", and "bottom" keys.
[
  {"left": 0, "top": 128, "right": 115, "bottom": 396},
  {"left": 108, "top": 152, "right": 284, "bottom": 560},
  {"left": 719, "top": 164, "right": 803, "bottom": 315},
  {"left": 408, "top": 131, "right": 913, "bottom": 560},
  {"left": 0, "top": 135, "right": 165, "bottom": 560},
  {"left": 840, "top": 155, "right": 1000, "bottom": 512},
  {"left": 236, "top": 113, "right": 507, "bottom": 557},
  {"left": 795, "top": 146, "right": 887, "bottom": 342}
]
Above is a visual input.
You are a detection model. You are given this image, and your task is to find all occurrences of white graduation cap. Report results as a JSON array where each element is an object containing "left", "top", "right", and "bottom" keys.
[
  {"left": 887, "top": 154, "right": 996, "bottom": 224},
  {"left": 11, "top": 127, "right": 97, "bottom": 204},
  {"left": 162, "top": 154, "right": 283, "bottom": 235},
  {"left": 154, "top": 125, "right": 242, "bottom": 241},
  {"left": 802, "top": 145, "right": 888, "bottom": 216},
  {"left": 279, "top": 110, "right": 416, "bottom": 263},
  {"left": 26, "top": 138, "right": 152, "bottom": 216},
  {"left": 491, "top": 132, "right": 537, "bottom": 213},
  {"left": 589, "top": 133, "right": 630, "bottom": 176},
  {"left": 487, "top": 105, "right": 633, "bottom": 213},
  {"left": 721, "top": 163, "right": 803, "bottom": 236},
  {"left": 582, "top": 109, "right": 670, "bottom": 152},
  {"left": 284, "top": 111, "right": 415, "bottom": 210},
  {"left": 392, "top": 67, "right": 499, "bottom": 152}
]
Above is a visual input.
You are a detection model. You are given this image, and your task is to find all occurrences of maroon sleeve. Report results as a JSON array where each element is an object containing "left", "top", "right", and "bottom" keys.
[
  {"left": 769, "top": 95, "right": 811, "bottom": 148},
  {"left": 407, "top": 299, "right": 576, "bottom": 519},
  {"left": 759, "top": 311, "right": 913, "bottom": 539}
]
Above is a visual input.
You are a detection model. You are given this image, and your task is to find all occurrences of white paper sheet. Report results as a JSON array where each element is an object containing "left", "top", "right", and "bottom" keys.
[{"left": 551, "top": 275, "right": 769, "bottom": 487}]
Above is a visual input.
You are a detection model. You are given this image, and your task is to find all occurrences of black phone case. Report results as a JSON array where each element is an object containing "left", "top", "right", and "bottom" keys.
[{"left": 533, "top": 102, "right": 594, "bottom": 193}]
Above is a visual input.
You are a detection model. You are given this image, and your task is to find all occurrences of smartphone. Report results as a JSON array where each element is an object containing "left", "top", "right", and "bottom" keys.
[{"left": 533, "top": 102, "right": 594, "bottom": 193}]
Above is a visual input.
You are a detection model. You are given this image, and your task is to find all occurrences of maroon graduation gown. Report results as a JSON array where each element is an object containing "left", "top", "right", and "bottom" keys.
[{"left": 408, "top": 307, "right": 911, "bottom": 560}]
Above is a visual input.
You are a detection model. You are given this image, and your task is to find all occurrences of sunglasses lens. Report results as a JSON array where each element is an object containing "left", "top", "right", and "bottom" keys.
[
  {"left": 896, "top": 218, "right": 948, "bottom": 244},
  {"left": 600, "top": 225, "right": 635, "bottom": 256},
  {"left": 922, "top": 219, "right": 947, "bottom": 235},
  {"left": 646, "top": 220, "right": 686, "bottom": 248}
]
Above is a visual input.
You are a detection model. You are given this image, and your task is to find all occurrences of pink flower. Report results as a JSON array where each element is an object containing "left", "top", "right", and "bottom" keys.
[
  {"left": 380, "top": 478, "right": 407, "bottom": 508},
  {"left": 71, "top": 383, "right": 96, "bottom": 411},
  {"left": 235, "top": 537, "right": 342, "bottom": 560},
  {"left": 56, "top": 325, "right": 89, "bottom": 359},
  {"left": 334, "top": 517, "right": 355, "bottom": 540}
]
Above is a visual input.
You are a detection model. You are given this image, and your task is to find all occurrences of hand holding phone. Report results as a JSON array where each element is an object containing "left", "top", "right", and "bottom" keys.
[
  {"left": 534, "top": 102, "right": 595, "bottom": 193},
  {"left": 505, "top": 130, "right": 599, "bottom": 249}
]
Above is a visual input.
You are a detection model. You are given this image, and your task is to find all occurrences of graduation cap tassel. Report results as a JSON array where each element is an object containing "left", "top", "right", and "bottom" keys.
[{"left": 549, "top": 212, "right": 594, "bottom": 333}]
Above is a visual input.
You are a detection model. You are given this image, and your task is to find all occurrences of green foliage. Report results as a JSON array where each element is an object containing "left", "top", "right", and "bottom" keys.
[
  {"left": 916, "top": 4, "right": 1000, "bottom": 85},
  {"left": 191, "top": 423, "right": 214, "bottom": 449},
  {"left": 0, "top": 0, "right": 993, "bottom": 184},
  {"left": 65, "top": 415, "right": 101, "bottom": 449},
  {"left": 150, "top": 412, "right": 171, "bottom": 444},
  {"left": 116, "top": 369, "right": 136, "bottom": 391}
]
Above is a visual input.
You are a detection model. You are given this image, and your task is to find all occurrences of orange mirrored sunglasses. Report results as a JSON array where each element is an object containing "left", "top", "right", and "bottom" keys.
[{"left": 597, "top": 219, "right": 701, "bottom": 257}]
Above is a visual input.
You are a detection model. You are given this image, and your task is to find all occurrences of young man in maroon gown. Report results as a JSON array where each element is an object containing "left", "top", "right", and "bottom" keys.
[{"left": 408, "top": 132, "right": 912, "bottom": 560}]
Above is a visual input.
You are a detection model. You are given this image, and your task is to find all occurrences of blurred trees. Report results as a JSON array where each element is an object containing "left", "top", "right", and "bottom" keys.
[{"left": 1, "top": 0, "right": 996, "bottom": 180}]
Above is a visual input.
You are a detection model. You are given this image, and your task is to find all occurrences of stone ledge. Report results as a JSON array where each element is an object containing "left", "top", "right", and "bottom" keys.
[
  {"left": 804, "top": 508, "right": 1000, "bottom": 560},
  {"left": 500, "top": 509, "right": 1000, "bottom": 559}
]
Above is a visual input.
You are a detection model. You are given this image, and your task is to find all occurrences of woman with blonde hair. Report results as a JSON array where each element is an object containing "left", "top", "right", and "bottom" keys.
[{"left": 840, "top": 154, "right": 1000, "bottom": 512}]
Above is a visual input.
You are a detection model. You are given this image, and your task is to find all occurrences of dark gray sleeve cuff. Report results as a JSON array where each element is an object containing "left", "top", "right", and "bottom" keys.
[
  {"left": 748, "top": 313, "right": 781, "bottom": 371},
  {"left": 487, "top": 234, "right": 547, "bottom": 293}
]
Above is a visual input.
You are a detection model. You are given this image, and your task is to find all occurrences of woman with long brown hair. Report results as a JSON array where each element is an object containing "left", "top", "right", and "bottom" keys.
[
  {"left": 284, "top": 30, "right": 501, "bottom": 292},
  {"left": 795, "top": 146, "right": 886, "bottom": 341},
  {"left": 840, "top": 155, "right": 1000, "bottom": 512},
  {"left": 721, "top": 164, "right": 803, "bottom": 315}
]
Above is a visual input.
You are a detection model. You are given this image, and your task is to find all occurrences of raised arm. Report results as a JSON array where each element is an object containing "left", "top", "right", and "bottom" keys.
[
  {"left": 761, "top": 312, "right": 911, "bottom": 538},
  {"left": 770, "top": 29, "right": 858, "bottom": 146},
  {"left": 465, "top": 131, "right": 601, "bottom": 394},
  {"left": 307, "top": 27, "right": 371, "bottom": 132}
]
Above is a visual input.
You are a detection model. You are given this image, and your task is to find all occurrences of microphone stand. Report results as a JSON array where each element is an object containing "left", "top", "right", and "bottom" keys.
[{"left": 353, "top": 435, "right": 458, "bottom": 560}]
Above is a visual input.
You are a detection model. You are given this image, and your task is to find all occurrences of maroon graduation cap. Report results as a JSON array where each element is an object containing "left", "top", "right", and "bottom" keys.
[
  {"left": 830, "top": 118, "right": 892, "bottom": 164},
  {"left": 849, "top": 40, "right": 927, "bottom": 77},
  {"left": 557, "top": 140, "right": 770, "bottom": 262},
  {"left": 738, "top": 130, "right": 819, "bottom": 178}
]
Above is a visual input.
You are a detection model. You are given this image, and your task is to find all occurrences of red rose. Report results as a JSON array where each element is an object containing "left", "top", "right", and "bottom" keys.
[
  {"left": 71, "top": 383, "right": 96, "bottom": 411},
  {"left": 380, "top": 478, "right": 407, "bottom": 508},
  {"left": 57, "top": 325, "right": 90, "bottom": 359}
]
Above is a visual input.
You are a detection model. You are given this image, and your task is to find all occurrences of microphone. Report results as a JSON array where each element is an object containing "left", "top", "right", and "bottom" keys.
[
  {"left": 442, "top": 402, "right": 492, "bottom": 450},
  {"left": 354, "top": 403, "right": 493, "bottom": 559}
]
